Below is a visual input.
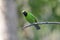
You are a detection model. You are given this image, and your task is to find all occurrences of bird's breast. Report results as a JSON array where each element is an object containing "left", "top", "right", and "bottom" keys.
[{"left": 26, "top": 16, "right": 35, "bottom": 23}]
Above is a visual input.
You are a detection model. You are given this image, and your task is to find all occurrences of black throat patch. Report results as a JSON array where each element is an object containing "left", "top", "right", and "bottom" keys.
[{"left": 23, "top": 11, "right": 27, "bottom": 17}]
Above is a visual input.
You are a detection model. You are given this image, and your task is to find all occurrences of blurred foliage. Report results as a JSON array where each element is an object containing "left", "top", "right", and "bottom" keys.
[{"left": 16, "top": 0, "right": 60, "bottom": 40}]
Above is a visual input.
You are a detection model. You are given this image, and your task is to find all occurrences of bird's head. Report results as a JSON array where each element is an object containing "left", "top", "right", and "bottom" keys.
[{"left": 22, "top": 10, "right": 27, "bottom": 16}]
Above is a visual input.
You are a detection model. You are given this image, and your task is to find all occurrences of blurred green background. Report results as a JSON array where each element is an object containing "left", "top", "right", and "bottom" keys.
[{"left": 16, "top": 0, "right": 60, "bottom": 40}]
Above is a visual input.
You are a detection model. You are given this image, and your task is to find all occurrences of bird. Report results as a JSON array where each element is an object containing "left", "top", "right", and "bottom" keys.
[{"left": 22, "top": 10, "right": 40, "bottom": 30}]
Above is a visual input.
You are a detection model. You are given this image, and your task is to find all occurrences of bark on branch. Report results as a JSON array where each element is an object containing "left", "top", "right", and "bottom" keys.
[{"left": 23, "top": 22, "right": 60, "bottom": 29}]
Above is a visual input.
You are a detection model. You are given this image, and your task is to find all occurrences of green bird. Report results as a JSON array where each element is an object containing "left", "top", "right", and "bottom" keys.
[{"left": 22, "top": 11, "right": 40, "bottom": 30}]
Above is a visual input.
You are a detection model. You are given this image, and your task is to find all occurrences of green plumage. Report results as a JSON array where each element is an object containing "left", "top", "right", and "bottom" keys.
[
  {"left": 22, "top": 11, "right": 40, "bottom": 30},
  {"left": 25, "top": 12, "right": 36, "bottom": 23}
]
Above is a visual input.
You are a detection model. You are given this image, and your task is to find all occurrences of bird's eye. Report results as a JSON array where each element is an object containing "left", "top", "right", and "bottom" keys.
[{"left": 23, "top": 11, "right": 27, "bottom": 16}]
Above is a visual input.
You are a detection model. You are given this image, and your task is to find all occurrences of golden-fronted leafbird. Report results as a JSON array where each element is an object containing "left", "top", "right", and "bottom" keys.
[{"left": 22, "top": 11, "right": 40, "bottom": 30}]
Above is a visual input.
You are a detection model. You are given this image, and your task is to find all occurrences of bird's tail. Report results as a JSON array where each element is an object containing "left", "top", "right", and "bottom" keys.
[{"left": 34, "top": 24, "right": 40, "bottom": 30}]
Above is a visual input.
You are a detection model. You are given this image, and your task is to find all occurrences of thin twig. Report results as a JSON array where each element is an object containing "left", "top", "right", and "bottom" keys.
[{"left": 23, "top": 22, "right": 60, "bottom": 29}]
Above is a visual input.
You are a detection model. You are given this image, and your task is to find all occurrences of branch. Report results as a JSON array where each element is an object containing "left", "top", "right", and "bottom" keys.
[{"left": 23, "top": 22, "right": 60, "bottom": 29}]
